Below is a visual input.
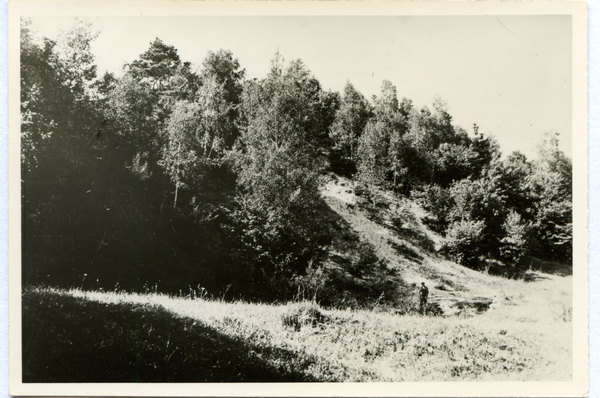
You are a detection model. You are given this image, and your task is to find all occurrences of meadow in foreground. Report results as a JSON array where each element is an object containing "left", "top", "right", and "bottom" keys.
[{"left": 22, "top": 274, "right": 571, "bottom": 382}]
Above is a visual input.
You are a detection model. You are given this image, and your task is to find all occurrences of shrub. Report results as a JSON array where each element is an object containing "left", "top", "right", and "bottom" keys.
[
  {"left": 346, "top": 242, "right": 385, "bottom": 278},
  {"left": 411, "top": 184, "right": 453, "bottom": 234},
  {"left": 498, "top": 210, "right": 531, "bottom": 267},
  {"left": 281, "top": 302, "right": 328, "bottom": 331},
  {"left": 353, "top": 183, "right": 369, "bottom": 198},
  {"left": 290, "top": 264, "right": 328, "bottom": 301},
  {"left": 388, "top": 239, "right": 423, "bottom": 263},
  {"left": 442, "top": 219, "right": 486, "bottom": 268}
]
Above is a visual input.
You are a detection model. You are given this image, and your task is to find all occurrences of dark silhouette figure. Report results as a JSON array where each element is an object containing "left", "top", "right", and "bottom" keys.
[{"left": 419, "top": 282, "right": 429, "bottom": 314}]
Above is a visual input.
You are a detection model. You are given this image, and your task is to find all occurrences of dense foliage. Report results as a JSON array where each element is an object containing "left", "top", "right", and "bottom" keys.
[{"left": 21, "top": 20, "right": 573, "bottom": 300}]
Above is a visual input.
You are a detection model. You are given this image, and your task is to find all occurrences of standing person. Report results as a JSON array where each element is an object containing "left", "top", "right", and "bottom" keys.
[{"left": 419, "top": 282, "right": 429, "bottom": 314}]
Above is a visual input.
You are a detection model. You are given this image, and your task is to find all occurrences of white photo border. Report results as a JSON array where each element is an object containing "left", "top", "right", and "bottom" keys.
[{"left": 7, "top": 1, "right": 589, "bottom": 397}]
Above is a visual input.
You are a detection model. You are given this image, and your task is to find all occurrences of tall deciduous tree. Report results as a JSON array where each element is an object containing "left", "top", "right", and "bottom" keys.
[
  {"left": 54, "top": 19, "right": 99, "bottom": 98},
  {"left": 357, "top": 80, "right": 415, "bottom": 189},
  {"left": 21, "top": 19, "right": 104, "bottom": 285},
  {"left": 201, "top": 49, "right": 245, "bottom": 105},
  {"left": 528, "top": 132, "right": 572, "bottom": 262},
  {"left": 159, "top": 49, "right": 244, "bottom": 208},
  {"left": 373, "top": 80, "right": 405, "bottom": 132},
  {"left": 231, "top": 54, "right": 331, "bottom": 288},
  {"left": 356, "top": 120, "right": 390, "bottom": 186},
  {"left": 330, "top": 81, "right": 370, "bottom": 163}
]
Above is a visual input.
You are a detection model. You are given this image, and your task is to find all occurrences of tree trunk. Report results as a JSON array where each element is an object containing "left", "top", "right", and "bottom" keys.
[{"left": 174, "top": 141, "right": 181, "bottom": 208}]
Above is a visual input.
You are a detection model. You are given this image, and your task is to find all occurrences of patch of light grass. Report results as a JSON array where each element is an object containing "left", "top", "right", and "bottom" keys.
[{"left": 24, "top": 285, "right": 572, "bottom": 382}]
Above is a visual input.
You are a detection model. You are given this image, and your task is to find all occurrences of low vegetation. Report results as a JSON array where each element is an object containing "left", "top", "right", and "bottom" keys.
[{"left": 23, "top": 279, "right": 572, "bottom": 382}]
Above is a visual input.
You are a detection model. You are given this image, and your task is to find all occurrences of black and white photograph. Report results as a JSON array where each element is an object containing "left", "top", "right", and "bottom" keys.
[{"left": 8, "top": 1, "right": 588, "bottom": 396}]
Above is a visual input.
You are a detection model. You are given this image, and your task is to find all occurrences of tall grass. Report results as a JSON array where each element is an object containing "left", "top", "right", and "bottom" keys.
[
  {"left": 22, "top": 287, "right": 320, "bottom": 382},
  {"left": 23, "top": 285, "right": 571, "bottom": 382}
]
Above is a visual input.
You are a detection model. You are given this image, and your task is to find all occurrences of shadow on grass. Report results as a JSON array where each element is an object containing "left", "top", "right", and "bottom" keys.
[
  {"left": 390, "top": 226, "right": 436, "bottom": 253},
  {"left": 22, "top": 289, "right": 320, "bottom": 383},
  {"left": 387, "top": 239, "right": 423, "bottom": 264},
  {"left": 525, "top": 256, "right": 572, "bottom": 277},
  {"left": 485, "top": 256, "right": 572, "bottom": 281}
]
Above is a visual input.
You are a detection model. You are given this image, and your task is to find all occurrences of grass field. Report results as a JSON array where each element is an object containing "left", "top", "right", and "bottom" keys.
[{"left": 22, "top": 274, "right": 571, "bottom": 382}]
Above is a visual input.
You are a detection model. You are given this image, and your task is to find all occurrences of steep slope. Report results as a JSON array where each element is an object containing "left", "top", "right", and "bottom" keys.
[{"left": 319, "top": 174, "right": 569, "bottom": 317}]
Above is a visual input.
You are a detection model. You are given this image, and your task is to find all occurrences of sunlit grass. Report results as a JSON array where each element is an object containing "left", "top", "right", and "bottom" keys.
[{"left": 23, "top": 283, "right": 572, "bottom": 382}]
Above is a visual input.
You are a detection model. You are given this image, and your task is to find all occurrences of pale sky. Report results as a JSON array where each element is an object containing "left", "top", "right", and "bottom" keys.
[{"left": 28, "top": 15, "right": 572, "bottom": 160}]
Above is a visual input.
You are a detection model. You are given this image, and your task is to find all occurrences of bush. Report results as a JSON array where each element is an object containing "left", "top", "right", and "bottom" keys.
[
  {"left": 353, "top": 183, "right": 369, "bottom": 198},
  {"left": 411, "top": 184, "right": 453, "bottom": 234},
  {"left": 442, "top": 219, "right": 486, "bottom": 268},
  {"left": 346, "top": 242, "right": 385, "bottom": 278},
  {"left": 281, "top": 302, "right": 328, "bottom": 331},
  {"left": 328, "top": 148, "right": 357, "bottom": 177},
  {"left": 290, "top": 264, "right": 328, "bottom": 301},
  {"left": 498, "top": 210, "right": 531, "bottom": 267}
]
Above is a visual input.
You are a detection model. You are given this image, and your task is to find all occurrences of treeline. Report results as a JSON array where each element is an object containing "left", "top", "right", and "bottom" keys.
[
  {"left": 339, "top": 80, "right": 572, "bottom": 271},
  {"left": 21, "top": 20, "right": 572, "bottom": 299}
]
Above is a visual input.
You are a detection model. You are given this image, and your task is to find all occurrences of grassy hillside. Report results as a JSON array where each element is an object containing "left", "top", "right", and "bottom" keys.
[
  {"left": 22, "top": 175, "right": 572, "bottom": 382},
  {"left": 321, "top": 175, "right": 572, "bottom": 311}
]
